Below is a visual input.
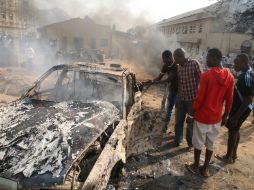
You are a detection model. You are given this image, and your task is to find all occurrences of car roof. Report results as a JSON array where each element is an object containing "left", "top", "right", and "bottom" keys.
[{"left": 52, "top": 62, "right": 130, "bottom": 77}]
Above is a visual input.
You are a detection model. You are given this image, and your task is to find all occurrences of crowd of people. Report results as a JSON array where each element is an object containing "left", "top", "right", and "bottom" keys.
[{"left": 143, "top": 48, "right": 254, "bottom": 177}]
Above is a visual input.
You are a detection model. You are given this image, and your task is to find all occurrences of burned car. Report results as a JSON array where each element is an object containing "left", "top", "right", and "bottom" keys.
[{"left": 0, "top": 63, "right": 142, "bottom": 190}]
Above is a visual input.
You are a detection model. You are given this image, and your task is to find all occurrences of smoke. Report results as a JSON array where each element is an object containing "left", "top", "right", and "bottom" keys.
[
  {"left": 0, "top": 0, "right": 181, "bottom": 105},
  {"left": 9, "top": 0, "right": 180, "bottom": 81},
  {"left": 33, "top": 0, "right": 152, "bottom": 31},
  {"left": 30, "top": 0, "right": 180, "bottom": 77},
  {"left": 122, "top": 28, "right": 180, "bottom": 76}
]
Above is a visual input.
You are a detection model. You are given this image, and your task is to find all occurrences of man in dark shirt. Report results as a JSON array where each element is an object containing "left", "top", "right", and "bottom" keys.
[
  {"left": 143, "top": 50, "right": 178, "bottom": 133},
  {"left": 215, "top": 53, "right": 254, "bottom": 163}
]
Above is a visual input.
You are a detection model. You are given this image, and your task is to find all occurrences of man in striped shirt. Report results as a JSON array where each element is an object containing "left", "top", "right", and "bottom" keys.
[
  {"left": 173, "top": 48, "right": 202, "bottom": 147},
  {"left": 215, "top": 53, "right": 254, "bottom": 164}
]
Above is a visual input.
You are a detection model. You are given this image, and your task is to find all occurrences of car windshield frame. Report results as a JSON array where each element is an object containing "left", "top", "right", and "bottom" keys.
[{"left": 24, "top": 65, "right": 126, "bottom": 117}]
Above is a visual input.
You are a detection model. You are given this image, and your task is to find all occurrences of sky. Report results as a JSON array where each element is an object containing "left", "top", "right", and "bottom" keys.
[
  {"left": 34, "top": 0, "right": 216, "bottom": 30},
  {"left": 127, "top": 0, "right": 216, "bottom": 22}
]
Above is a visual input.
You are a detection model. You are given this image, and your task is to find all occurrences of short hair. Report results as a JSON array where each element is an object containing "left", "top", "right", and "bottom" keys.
[
  {"left": 162, "top": 50, "right": 172, "bottom": 58},
  {"left": 236, "top": 53, "right": 249, "bottom": 64},
  {"left": 208, "top": 48, "right": 222, "bottom": 60},
  {"left": 173, "top": 48, "right": 186, "bottom": 56}
]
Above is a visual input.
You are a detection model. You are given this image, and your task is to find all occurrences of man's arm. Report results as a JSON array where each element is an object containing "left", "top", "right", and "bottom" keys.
[
  {"left": 193, "top": 74, "right": 207, "bottom": 111},
  {"left": 229, "top": 77, "right": 253, "bottom": 127},
  {"left": 186, "top": 74, "right": 206, "bottom": 123},
  {"left": 231, "top": 96, "right": 252, "bottom": 119},
  {"left": 194, "top": 60, "right": 202, "bottom": 83},
  {"left": 142, "top": 72, "right": 164, "bottom": 85},
  {"left": 188, "top": 61, "right": 202, "bottom": 118},
  {"left": 221, "top": 77, "right": 234, "bottom": 126},
  {"left": 228, "top": 95, "right": 252, "bottom": 128},
  {"left": 153, "top": 72, "right": 165, "bottom": 81},
  {"left": 142, "top": 63, "right": 167, "bottom": 85},
  {"left": 152, "top": 72, "right": 176, "bottom": 84}
]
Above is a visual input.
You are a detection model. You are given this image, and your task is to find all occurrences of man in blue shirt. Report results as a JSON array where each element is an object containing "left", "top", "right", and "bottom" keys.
[{"left": 215, "top": 53, "right": 254, "bottom": 163}]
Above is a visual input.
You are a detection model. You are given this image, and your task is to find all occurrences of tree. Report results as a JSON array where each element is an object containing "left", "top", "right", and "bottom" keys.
[{"left": 211, "top": 0, "right": 254, "bottom": 34}]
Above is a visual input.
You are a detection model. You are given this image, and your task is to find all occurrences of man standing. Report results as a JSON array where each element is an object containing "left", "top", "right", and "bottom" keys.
[
  {"left": 143, "top": 50, "right": 178, "bottom": 133},
  {"left": 173, "top": 48, "right": 201, "bottom": 147},
  {"left": 24, "top": 44, "right": 35, "bottom": 68},
  {"left": 215, "top": 53, "right": 254, "bottom": 163},
  {"left": 185, "top": 48, "right": 234, "bottom": 177}
]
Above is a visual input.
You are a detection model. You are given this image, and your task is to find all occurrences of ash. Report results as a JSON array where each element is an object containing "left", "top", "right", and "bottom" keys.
[{"left": 0, "top": 99, "right": 119, "bottom": 179}]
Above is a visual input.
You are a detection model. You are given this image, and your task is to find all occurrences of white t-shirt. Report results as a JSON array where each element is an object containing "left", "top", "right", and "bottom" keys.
[{"left": 25, "top": 47, "right": 35, "bottom": 59}]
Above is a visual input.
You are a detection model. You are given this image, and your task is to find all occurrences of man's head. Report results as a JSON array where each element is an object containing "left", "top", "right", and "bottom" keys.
[
  {"left": 206, "top": 48, "right": 222, "bottom": 68},
  {"left": 233, "top": 53, "right": 250, "bottom": 72},
  {"left": 173, "top": 48, "right": 186, "bottom": 66},
  {"left": 162, "top": 50, "right": 173, "bottom": 65}
]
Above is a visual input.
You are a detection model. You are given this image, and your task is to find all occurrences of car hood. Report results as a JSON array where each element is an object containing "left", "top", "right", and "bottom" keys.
[{"left": 0, "top": 98, "right": 119, "bottom": 187}]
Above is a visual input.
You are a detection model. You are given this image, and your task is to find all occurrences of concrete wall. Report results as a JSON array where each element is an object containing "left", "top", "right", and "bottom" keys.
[
  {"left": 206, "top": 33, "right": 254, "bottom": 55},
  {"left": 159, "top": 18, "right": 213, "bottom": 58},
  {"left": 158, "top": 14, "right": 254, "bottom": 59}
]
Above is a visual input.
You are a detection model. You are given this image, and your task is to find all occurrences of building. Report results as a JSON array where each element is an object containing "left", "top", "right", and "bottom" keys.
[
  {"left": 0, "top": 0, "right": 34, "bottom": 39},
  {"left": 157, "top": 4, "right": 254, "bottom": 59},
  {"left": 0, "top": 0, "right": 35, "bottom": 65},
  {"left": 38, "top": 16, "right": 130, "bottom": 59}
]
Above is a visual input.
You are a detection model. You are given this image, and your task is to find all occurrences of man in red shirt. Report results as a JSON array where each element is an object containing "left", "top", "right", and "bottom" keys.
[{"left": 186, "top": 48, "right": 234, "bottom": 177}]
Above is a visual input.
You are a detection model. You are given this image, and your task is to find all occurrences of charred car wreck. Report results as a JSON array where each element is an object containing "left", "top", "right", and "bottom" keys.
[{"left": 0, "top": 63, "right": 142, "bottom": 190}]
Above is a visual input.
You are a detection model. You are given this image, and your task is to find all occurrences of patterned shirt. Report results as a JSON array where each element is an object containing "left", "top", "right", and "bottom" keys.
[
  {"left": 231, "top": 69, "right": 254, "bottom": 113},
  {"left": 178, "top": 59, "right": 201, "bottom": 101}
]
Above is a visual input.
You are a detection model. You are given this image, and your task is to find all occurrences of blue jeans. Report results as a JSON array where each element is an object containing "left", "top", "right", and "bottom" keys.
[
  {"left": 174, "top": 98, "right": 194, "bottom": 146},
  {"left": 162, "top": 91, "right": 177, "bottom": 131}
]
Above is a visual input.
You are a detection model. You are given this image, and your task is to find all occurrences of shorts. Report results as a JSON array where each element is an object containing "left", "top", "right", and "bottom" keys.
[
  {"left": 192, "top": 121, "right": 220, "bottom": 151},
  {"left": 226, "top": 108, "right": 251, "bottom": 131}
]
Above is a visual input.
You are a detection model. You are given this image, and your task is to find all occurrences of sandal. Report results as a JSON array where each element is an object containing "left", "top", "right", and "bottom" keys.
[
  {"left": 214, "top": 154, "right": 234, "bottom": 164},
  {"left": 185, "top": 163, "right": 198, "bottom": 175},
  {"left": 199, "top": 167, "right": 210, "bottom": 178}
]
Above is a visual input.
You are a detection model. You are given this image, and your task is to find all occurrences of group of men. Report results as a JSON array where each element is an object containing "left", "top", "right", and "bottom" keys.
[{"left": 143, "top": 48, "right": 254, "bottom": 177}]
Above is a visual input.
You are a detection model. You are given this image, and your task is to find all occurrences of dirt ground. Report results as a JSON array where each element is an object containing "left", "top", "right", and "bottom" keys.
[
  {"left": 0, "top": 67, "right": 40, "bottom": 103},
  {"left": 117, "top": 64, "right": 254, "bottom": 190}
]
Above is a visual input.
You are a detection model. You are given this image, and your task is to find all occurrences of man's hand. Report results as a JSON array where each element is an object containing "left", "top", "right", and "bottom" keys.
[
  {"left": 221, "top": 113, "right": 228, "bottom": 126},
  {"left": 186, "top": 115, "right": 194, "bottom": 124},
  {"left": 142, "top": 80, "right": 153, "bottom": 86},
  {"left": 228, "top": 116, "right": 239, "bottom": 129}
]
